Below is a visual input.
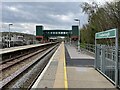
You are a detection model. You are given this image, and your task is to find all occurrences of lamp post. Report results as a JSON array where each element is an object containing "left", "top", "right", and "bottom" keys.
[
  {"left": 8, "top": 23, "right": 13, "bottom": 48},
  {"left": 74, "top": 19, "right": 80, "bottom": 52}
]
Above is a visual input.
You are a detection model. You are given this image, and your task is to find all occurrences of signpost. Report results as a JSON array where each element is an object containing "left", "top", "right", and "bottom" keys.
[{"left": 95, "top": 28, "right": 118, "bottom": 87}]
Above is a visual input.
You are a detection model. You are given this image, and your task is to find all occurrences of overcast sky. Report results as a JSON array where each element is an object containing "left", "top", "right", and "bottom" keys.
[{"left": 1, "top": 0, "right": 114, "bottom": 35}]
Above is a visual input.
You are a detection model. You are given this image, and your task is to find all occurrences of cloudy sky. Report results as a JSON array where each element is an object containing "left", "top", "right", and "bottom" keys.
[{"left": 1, "top": 0, "right": 114, "bottom": 35}]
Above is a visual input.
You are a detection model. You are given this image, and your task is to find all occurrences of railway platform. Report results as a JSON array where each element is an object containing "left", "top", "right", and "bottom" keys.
[
  {"left": 32, "top": 42, "right": 116, "bottom": 89},
  {"left": 0, "top": 42, "right": 54, "bottom": 54}
]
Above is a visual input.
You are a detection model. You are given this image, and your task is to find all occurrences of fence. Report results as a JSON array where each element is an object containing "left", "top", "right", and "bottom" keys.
[
  {"left": 80, "top": 43, "right": 120, "bottom": 88},
  {"left": 80, "top": 43, "right": 95, "bottom": 53},
  {"left": 96, "top": 45, "right": 116, "bottom": 83}
]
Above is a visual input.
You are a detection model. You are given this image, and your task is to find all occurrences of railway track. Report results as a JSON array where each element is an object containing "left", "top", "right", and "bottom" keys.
[
  {"left": 0, "top": 47, "right": 50, "bottom": 81},
  {"left": 0, "top": 43, "right": 59, "bottom": 88},
  {"left": 0, "top": 44, "right": 48, "bottom": 65},
  {"left": 0, "top": 48, "right": 48, "bottom": 71}
]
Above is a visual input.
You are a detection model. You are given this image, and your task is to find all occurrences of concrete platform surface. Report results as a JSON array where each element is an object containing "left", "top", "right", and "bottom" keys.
[
  {"left": 32, "top": 42, "right": 65, "bottom": 88},
  {"left": 67, "top": 67, "right": 115, "bottom": 88},
  {"left": 0, "top": 42, "right": 55, "bottom": 54},
  {"left": 32, "top": 42, "right": 117, "bottom": 89},
  {"left": 65, "top": 44, "right": 116, "bottom": 88}
]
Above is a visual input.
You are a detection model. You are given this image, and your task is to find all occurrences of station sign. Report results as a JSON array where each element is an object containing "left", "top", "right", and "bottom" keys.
[{"left": 95, "top": 29, "right": 117, "bottom": 39}]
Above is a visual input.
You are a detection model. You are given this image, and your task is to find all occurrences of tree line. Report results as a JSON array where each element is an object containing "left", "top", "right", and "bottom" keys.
[{"left": 80, "top": 1, "right": 120, "bottom": 45}]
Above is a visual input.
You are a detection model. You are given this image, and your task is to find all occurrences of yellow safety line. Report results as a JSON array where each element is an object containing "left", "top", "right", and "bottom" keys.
[{"left": 62, "top": 42, "right": 68, "bottom": 89}]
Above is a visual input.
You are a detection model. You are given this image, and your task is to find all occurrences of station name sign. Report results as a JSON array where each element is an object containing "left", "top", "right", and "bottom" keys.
[{"left": 95, "top": 29, "right": 117, "bottom": 39}]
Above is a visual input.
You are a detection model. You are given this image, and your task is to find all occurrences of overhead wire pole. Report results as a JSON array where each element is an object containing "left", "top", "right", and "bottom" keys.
[
  {"left": 8, "top": 23, "right": 13, "bottom": 48},
  {"left": 74, "top": 19, "right": 80, "bottom": 52}
]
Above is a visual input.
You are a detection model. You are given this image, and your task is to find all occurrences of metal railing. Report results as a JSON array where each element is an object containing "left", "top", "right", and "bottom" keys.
[
  {"left": 80, "top": 43, "right": 95, "bottom": 53},
  {"left": 96, "top": 45, "right": 116, "bottom": 83},
  {"left": 80, "top": 43, "right": 120, "bottom": 88}
]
